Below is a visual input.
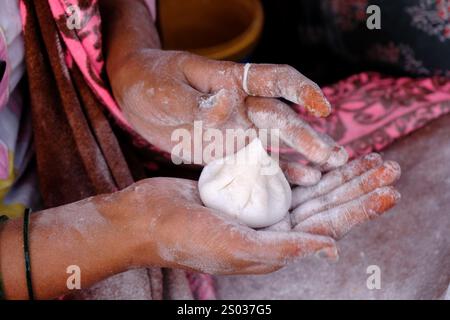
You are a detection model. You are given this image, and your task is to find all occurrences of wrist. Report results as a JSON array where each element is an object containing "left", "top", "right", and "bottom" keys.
[
  {"left": 92, "top": 181, "right": 162, "bottom": 270},
  {"left": 87, "top": 192, "right": 141, "bottom": 273},
  {"left": 0, "top": 198, "right": 132, "bottom": 299},
  {"left": 100, "top": 0, "right": 161, "bottom": 77}
]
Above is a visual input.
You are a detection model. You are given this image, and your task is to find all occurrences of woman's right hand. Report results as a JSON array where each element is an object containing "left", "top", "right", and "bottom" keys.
[
  {"left": 99, "top": 161, "right": 400, "bottom": 276},
  {"left": 99, "top": 178, "right": 338, "bottom": 275},
  {"left": 0, "top": 166, "right": 399, "bottom": 299}
]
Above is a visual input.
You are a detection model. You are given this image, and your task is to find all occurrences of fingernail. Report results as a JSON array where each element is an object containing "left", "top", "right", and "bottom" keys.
[
  {"left": 315, "top": 246, "right": 339, "bottom": 262},
  {"left": 301, "top": 168, "right": 322, "bottom": 186},
  {"left": 365, "top": 153, "right": 382, "bottom": 163},
  {"left": 384, "top": 160, "right": 402, "bottom": 177},
  {"left": 326, "top": 146, "right": 349, "bottom": 168},
  {"left": 301, "top": 84, "right": 332, "bottom": 117},
  {"left": 392, "top": 189, "right": 402, "bottom": 202}
]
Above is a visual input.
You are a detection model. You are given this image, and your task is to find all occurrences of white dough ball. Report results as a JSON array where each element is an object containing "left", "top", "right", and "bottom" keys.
[{"left": 198, "top": 138, "right": 292, "bottom": 228}]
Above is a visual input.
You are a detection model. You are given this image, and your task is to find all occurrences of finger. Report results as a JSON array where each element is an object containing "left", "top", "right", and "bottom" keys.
[
  {"left": 281, "top": 161, "right": 322, "bottom": 186},
  {"left": 292, "top": 160, "right": 401, "bottom": 224},
  {"left": 237, "top": 241, "right": 340, "bottom": 274},
  {"left": 235, "top": 230, "right": 338, "bottom": 266},
  {"left": 316, "top": 132, "right": 349, "bottom": 171},
  {"left": 261, "top": 215, "right": 292, "bottom": 232},
  {"left": 246, "top": 97, "right": 346, "bottom": 166},
  {"left": 242, "top": 64, "right": 332, "bottom": 117},
  {"left": 291, "top": 153, "right": 383, "bottom": 208},
  {"left": 181, "top": 55, "right": 242, "bottom": 93},
  {"left": 183, "top": 58, "right": 332, "bottom": 117},
  {"left": 187, "top": 208, "right": 338, "bottom": 274},
  {"left": 294, "top": 187, "right": 401, "bottom": 239}
]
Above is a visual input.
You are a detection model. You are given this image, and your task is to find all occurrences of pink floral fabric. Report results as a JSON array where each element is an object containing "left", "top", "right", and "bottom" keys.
[
  {"left": 300, "top": 73, "right": 450, "bottom": 158},
  {"left": 47, "top": 0, "right": 129, "bottom": 127},
  {"left": 20, "top": 0, "right": 156, "bottom": 130},
  {"left": 293, "top": 0, "right": 450, "bottom": 158}
]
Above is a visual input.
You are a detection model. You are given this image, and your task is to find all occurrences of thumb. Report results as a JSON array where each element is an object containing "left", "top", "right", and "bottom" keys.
[
  {"left": 195, "top": 89, "right": 242, "bottom": 126},
  {"left": 238, "top": 230, "right": 339, "bottom": 265}
]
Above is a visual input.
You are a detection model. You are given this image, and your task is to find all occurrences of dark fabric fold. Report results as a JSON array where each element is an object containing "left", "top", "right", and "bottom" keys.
[{"left": 21, "top": 0, "right": 169, "bottom": 300}]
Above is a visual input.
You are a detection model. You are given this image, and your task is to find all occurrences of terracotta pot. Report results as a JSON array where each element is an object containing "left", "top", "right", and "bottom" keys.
[{"left": 158, "top": 0, "right": 264, "bottom": 61}]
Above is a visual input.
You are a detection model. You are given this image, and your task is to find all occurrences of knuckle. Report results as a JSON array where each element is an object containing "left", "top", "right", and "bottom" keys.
[{"left": 278, "top": 64, "right": 297, "bottom": 76}]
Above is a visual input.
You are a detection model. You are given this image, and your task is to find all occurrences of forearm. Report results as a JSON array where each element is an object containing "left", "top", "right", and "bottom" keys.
[
  {"left": 99, "top": 0, "right": 161, "bottom": 76},
  {"left": 0, "top": 195, "right": 131, "bottom": 300}
]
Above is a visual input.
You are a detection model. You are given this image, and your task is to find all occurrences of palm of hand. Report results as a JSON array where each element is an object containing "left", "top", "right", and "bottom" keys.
[{"left": 127, "top": 153, "right": 400, "bottom": 275}]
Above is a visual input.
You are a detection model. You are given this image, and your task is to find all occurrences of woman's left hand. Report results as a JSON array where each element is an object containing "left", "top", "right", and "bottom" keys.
[
  {"left": 109, "top": 49, "right": 349, "bottom": 186},
  {"left": 267, "top": 153, "right": 402, "bottom": 240}
]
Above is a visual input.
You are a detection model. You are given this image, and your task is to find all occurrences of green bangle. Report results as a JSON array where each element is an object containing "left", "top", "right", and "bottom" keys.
[
  {"left": 0, "top": 215, "right": 9, "bottom": 300},
  {"left": 23, "top": 208, "right": 34, "bottom": 300}
]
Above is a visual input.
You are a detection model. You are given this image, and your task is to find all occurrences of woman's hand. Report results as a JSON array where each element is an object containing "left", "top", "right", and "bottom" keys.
[
  {"left": 108, "top": 50, "right": 349, "bottom": 186},
  {"left": 99, "top": 178, "right": 338, "bottom": 275},
  {"left": 103, "top": 156, "right": 400, "bottom": 274},
  {"left": 267, "top": 153, "right": 402, "bottom": 240},
  {"left": 0, "top": 177, "right": 334, "bottom": 300},
  {"left": 102, "top": 0, "right": 347, "bottom": 187}
]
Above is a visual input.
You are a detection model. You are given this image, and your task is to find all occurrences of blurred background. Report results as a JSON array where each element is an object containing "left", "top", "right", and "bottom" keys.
[{"left": 157, "top": 0, "right": 450, "bottom": 86}]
